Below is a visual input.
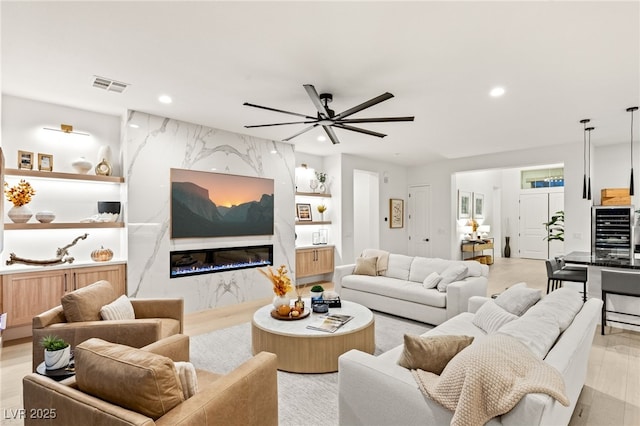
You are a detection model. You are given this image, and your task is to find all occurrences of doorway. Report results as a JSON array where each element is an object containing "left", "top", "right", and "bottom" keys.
[
  {"left": 408, "top": 185, "right": 431, "bottom": 257},
  {"left": 519, "top": 192, "right": 565, "bottom": 259},
  {"left": 353, "top": 170, "right": 380, "bottom": 257}
]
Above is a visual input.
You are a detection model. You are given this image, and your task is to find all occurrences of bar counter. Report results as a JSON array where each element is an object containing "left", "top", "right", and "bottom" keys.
[{"left": 562, "top": 251, "right": 640, "bottom": 270}]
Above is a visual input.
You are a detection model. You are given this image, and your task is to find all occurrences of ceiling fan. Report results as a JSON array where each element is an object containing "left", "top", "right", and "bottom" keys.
[{"left": 243, "top": 84, "right": 414, "bottom": 145}]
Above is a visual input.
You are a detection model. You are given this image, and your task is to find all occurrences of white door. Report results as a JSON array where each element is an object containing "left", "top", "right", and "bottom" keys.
[
  {"left": 408, "top": 185, "right": 431, "bottom": 257},
  {"left": 353, "top": 170, "right": 380, "bottom": 256},
  {"left": 519, "top": 193, "right": 549, "bottom": 259},
  {"left": 548, "top": 192, "right": 565, "bottom": 258}
]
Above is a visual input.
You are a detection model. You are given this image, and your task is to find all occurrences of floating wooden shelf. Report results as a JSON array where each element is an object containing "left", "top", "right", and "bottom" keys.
[
  {"left": 295, "top": 221, "right": 332, "bottom": 226},
  {"left": 5, "top": 168, "right": 124, "bottom": 183},
  {"left": 4, "top": 222, "right": 125, "bottom": 230},
  {"left": 295, "top": 192, "right": 331, "bottom": 198}
]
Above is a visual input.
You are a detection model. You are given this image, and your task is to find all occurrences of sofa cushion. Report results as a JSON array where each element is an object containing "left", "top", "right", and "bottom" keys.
[
  {"left": 422, "top": 272, "right": 442, "bottom": 289},
  {"left": 397, "top": 334, "right": 474, "bottom": 374},
  {"left": 408, "top": 257, "right": 440, "bottom": 283},
  {"left": 61, "top": 280, "right": 117, "bottom": 322},
  {"left": 361, "top": 249, "right": 390, "bottom": 275},
  {"left": 385, "top": 254, "right": 414, "bottom": 280},
  {"left": 437, "top": 264, "right": 468, "bottom": 292},
  {"left": 74, "top": 338, "right": 184, "bottom": 419},
  {"left": 526, "top": 287, "right": 583, "bottom": 332},
  {"left": 494, "top": 282, "right": 541, "bottom": 316},
  {"left": 174, "top": 361, "right": 198, "bottom": 399},
  {"left": 100, "top": 294, "right": 135, "bottom": 320},
  {"left": 498, "top": 310, "right": 561, "bottom": 359},
  {"left": 463, "top": 261, "right": 484, "bottom": 278},
  {"left": 354, "top": 256, "right": 378, "bottom": 276},
  {"left": 472, "top": 300, "right": 518, "bottom": 333},
  {"left": 341, "top": 275, "right": 447, "bottom": 308}
]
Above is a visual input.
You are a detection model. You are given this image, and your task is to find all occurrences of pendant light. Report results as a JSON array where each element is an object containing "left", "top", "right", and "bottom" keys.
[
  {"left": 628, "top": 106, "right": 639, "bottom": 196},
  {"left": 586, "top": 126, "right": 594, "bottom": 200},
  {"left": 580, "top": 119, "right": 590, "bottom": 199}
]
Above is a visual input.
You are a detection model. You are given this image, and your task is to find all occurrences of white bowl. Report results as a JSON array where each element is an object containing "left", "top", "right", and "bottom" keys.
[{"left": 36, "top": 211, "right": 56, "bottom": 223}]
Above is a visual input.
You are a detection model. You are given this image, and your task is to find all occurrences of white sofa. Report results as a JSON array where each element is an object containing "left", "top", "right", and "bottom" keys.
[
  {"left": 334, "top": 253, "right": 489, "bottom": 325},
  {"left": 338, "top": 288, "right": 603, "bottom": 426}
]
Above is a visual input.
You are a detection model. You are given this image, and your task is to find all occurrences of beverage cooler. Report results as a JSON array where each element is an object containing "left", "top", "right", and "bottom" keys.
[{"left": 592, "top": 206, "right": 635, "bottom": 259}]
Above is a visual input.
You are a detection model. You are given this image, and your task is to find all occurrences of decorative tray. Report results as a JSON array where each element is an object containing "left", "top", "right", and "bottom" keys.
[{"left": 270, "top": 309, "right": 311, "bottom": 321}]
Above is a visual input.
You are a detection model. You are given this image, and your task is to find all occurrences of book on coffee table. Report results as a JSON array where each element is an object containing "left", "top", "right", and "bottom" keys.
[{"left": 306, "top": 313, "right": 354, "bottom": 333}]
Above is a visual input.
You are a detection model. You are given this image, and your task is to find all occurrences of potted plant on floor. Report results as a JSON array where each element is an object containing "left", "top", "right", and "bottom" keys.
[{"left": 41, "top": 335, "right": 71, "bottom": 370}]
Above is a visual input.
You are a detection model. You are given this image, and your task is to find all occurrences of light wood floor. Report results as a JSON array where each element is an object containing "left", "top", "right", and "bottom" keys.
[{"left": 1, "top": 258, "right": 638, "bottom": 425}]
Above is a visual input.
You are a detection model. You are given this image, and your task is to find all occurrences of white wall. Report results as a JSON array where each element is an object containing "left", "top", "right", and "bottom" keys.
[
  {"left": 353, "top": 169, "right": 380, "bottom": 257},
  {"left": 408, "top": 143, "right": 590, "bottom": 260},
  {"left": 125, "top": 111, "right": 296, "bottom": 313}
]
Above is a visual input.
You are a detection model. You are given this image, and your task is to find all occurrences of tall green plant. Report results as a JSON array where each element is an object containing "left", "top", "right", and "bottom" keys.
[{"left": 543, "top": 210, "right": 564, "bottom": 242}]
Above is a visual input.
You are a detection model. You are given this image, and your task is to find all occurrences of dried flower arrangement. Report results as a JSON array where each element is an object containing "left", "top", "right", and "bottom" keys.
[
  {"left": 259, "top": 264, "right": 292, "bottom": 296},
  {"left": 4, "top": 179, "right": 36, "bottom": 206},
  {"left": 317, "top": 204, "right": 327, "bottom": 214}
]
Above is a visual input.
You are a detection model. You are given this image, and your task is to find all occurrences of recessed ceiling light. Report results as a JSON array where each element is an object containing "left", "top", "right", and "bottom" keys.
[
  {"left": 270, "top": 150, "right": 277, "bottom": 154},
  {"left": 317, "top": 135, "right": 327, "bottom": 142},
  {"left": 158, "top": 95, "right": 172, "bottom": 104},
  {"left": 490, "top": 87, "right": 505, "bottom": 97},
  {"left": 128, "top": 123, "right": 139, "bottom": 128}
]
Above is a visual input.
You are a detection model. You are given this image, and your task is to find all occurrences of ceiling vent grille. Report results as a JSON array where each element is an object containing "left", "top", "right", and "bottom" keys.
[{"left": 92, "top": 76, "right": 129, "bottom": 93}]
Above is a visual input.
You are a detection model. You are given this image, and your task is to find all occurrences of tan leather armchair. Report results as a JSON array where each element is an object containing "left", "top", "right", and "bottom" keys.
[
  {"left": 23, "top": 335, "right": 279, "bottom": 426},
  {"left": 32, "top": 280, "right": 183, "bottom": 371}
]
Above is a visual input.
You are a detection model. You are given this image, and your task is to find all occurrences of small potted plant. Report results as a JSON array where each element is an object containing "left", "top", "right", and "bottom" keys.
[
  {"left": 310, "top": 284, "right": 324, "bottom": 301},
  {"left": 40, "top": 335, "right": 71, "bottom": 370}
]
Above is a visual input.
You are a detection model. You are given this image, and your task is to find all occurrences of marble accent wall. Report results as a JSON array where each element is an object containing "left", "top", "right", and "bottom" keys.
[{"left": 125, "top": 111, "right": 295, "bottom": 313}]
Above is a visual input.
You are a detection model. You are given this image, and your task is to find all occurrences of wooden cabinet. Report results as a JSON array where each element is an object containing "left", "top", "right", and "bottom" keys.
[
  {"left": 296, "top": 246, "right": 334, "bottom": 278},
  {"left": 0, "top": 263, "right": 127, "bottom": 329},
  {"left": 461, "top": 238, "right": 494, "bottom": 264}
]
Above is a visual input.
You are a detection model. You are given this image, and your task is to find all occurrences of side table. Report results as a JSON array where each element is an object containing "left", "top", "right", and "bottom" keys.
[{"left": 36, "top": 360, "right": 75, "bottom": 381}]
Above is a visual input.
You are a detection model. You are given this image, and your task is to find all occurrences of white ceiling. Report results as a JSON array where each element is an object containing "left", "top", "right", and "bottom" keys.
[{"left": 2, "top": 1, "right": 639, "bottom": 166}]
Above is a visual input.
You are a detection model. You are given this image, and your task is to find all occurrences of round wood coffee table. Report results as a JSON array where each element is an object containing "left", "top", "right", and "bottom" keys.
[{"left": 251, "top": 300, "right": 375, "bottom": 373}]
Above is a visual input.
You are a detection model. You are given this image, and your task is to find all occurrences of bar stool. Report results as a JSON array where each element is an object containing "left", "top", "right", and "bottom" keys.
[{"left": 545, "top": 259, "right": 588, "bottom": 302}]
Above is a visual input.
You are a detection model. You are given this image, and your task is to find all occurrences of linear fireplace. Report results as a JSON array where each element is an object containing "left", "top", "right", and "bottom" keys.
[{"left": 170, "top": 245, "right": 273, "bottom": 278}]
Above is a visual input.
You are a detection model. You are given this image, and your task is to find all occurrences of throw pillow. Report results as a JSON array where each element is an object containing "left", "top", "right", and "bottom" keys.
[
  {"left": 472, "top": 300, "right": 518, "bottom": 334},
  {"left": 61, "top": 280, "right": 117, "bottom": 322},
  {"left": 422, "top": 272, "right": 442, "bottom": 289},
  {"left": 494, "top": 282, "right": 541, "bottom": 316},
  {"left": 437, "top": 264, "right": 468, "bottom": 292},
  {"left": 397, "top": 334, "right": 474, "bottom": 375},
  {"left": 100, "top": 294, "right": 135, "bottom": 320},
  {"left": 497, "top": 312, "right": 561, "bottom": 359},
  {"left": 361, "top": 249, "right": 390, "bottom": 275},
  {"left": 75, "top": 338, "right": 184, "bottom": 419},
  {"left": 174, "top": 361, "right": 198, "bottom": 399},
  {"left": 526, "top": 287, "right": 583, "bottom": 332},
  {"left": 354, "top": 256, "right": 378, "bottom": 276}
]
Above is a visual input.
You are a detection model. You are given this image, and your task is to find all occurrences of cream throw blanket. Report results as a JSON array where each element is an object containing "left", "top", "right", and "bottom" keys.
[{"left": 412, "top": 334, "right": 569, "bottom": 426}]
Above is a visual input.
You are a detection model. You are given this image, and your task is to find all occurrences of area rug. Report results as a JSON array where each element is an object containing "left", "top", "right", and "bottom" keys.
[{"left": 190, "top": 311, "right": 432, "bottom": 426}]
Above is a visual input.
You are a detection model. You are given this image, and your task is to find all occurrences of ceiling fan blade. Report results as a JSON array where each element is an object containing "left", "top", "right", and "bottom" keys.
[
  {"left": 333, "top": 123, "right": 387, "bottom": 138},
  {"left": 323, "top": 125, "right": 340, "bottom": 145},
  {"left": 243, "top": 102, "right": 316, "bottom": 120},
  {"left": 282, "top": 124, "right": 319, "bottom": 141},
  {"left": 334, "top": 92, "right": 394, "bottom": 120},
  {"left": 303, "top": 84, "right": 330, "bottom": 118},
  {"left": 336, "top": 116, "right": 415, "bottom": 124},
  {"left": 245, "top": 120, "right": 317, "bottom": 128}
]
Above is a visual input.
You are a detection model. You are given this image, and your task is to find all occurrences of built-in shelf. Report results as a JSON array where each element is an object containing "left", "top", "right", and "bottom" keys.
[
  {"left": 295, "top": 192, "right": 331, "bottom": 198},
  {"left": 4, "top": 222, "right": 125, "bottom": 230},
  {"left": 295, "top": 221, "right": 332, "bottom": 226},
  {"left": 4, "top": 168, "right": 124, "bottom": 183}
]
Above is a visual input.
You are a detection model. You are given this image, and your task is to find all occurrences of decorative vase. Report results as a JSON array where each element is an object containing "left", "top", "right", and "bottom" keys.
[
  {"left": 35, "top": 211, "right": 56, "bottom": 223},
  {"left": 44, "top": 346, "right": 71, "bottom": 370},
  {"left": 8, "top": 205, "right": 33, "bottom": 223},
  {"left": 504, "top": 236, "right": 511, "bottom": 258},
  {"left": 294, "top": 296, "right": 305, "bottom": 311},
  {"left": 72, "top": 157, "right": 93, "bottom": 174},
  {"left": 272, "top": 295, "right": 291, "bottom": 309},
  {"left": 319, "top": 182, "right": 326, "bottom": 194}
]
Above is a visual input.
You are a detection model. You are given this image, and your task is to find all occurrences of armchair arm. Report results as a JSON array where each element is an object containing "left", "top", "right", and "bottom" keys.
[
  {"left": 32, "top": 305, "right": 66, "bottom": 329},
  {"left": 32, "top": 319, "right": 165, "bottom": 371},
  {"left": 141, "top": 334, "right": 190, "bottom": 362},
  {"left": 132, "top": 298, "right": 184, "bottom": 333},
  {"left": 157, "top": 352, "right": 278, "bottom": 426},
  {"left": 333, "top": 264, "right": 356, "bottom": 293}
]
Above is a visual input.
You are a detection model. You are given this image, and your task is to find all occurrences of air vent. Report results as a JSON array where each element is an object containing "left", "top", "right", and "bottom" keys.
[{"left": 92, "top": 76, "right": 129, "bottom": 93}]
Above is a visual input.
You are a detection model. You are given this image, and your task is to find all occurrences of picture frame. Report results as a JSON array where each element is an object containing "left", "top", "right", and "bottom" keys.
[
  {"left": 38, "top": 153, "right": 54, "bottom": 172},
  {"left": 18, "top": 150, "right": 34, "bottom": 170},
  {"left": 296, "top": 203, "right": 312, "bottom": 221},
  {"left": 473, "top": 192, "right": 485, "bottom": 220},
  {"left": 389, "top": 198, "right": 404, "bottom": 228},
  {"left": 458, "top": 190, "right": 471, "bottom": 219}
]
